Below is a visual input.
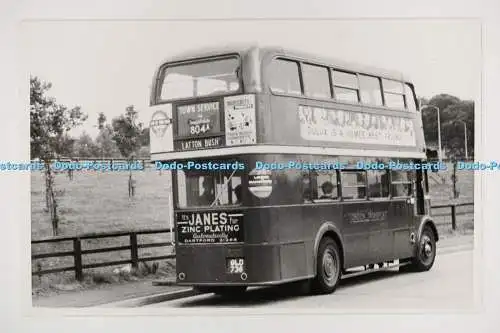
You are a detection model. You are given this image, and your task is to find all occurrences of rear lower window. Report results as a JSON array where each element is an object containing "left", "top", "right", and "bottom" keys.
[{"left": 176, "top": 169, "right": 243, "bottom": 208}]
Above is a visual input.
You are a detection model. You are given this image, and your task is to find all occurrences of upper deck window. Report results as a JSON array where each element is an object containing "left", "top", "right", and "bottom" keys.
[
  {"left": 382, "top": 79, "right": 405, "bottom": 110},
  {"left": 332, "top": 70, "right": 359, "bottom": 103},
  {"left": 159, "top": 56, "right": 240, "bottom": 101},
  {"left": 269, "top": 59, "right": 302, "bottom": 96},
  {"left": 302, "top": 64, "right": 331, "bottom": 99},
  {"left": 405, "top": 83, "right": 417, "bottom": 111},
  {"left": 359, "top": 75, "right": 383, "bottom": 106}
]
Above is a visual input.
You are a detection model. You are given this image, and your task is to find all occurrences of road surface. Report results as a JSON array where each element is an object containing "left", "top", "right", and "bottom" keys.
[{"left": 145, "top": 249, "right": 474, "bottom": 310}]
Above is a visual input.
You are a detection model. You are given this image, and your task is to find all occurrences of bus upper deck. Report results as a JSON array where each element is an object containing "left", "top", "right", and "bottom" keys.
[{"left": 149, "top": 44, "right": 425, "bottom": 162}]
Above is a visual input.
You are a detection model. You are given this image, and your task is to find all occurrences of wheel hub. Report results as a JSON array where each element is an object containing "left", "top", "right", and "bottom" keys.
[
  {"left": 421, "top": 235, "right": 433, "bottom": 259},
  {"left": 323, "top": 250, "right": 337, "bottom": 284},
  {"left": 424, "top": 243, "right": 432, "bottom": 256}
]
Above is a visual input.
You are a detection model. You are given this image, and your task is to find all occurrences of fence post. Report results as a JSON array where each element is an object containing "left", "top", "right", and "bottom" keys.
[
  {"left": 130, "top": 233, "right": 139, "bottom": 270},
  {"left": 452, "top": 161, "right": 458, "bottom": 198},
  {"left": 451, "top": 205, "right": 457, "bottom": 230},
  {"left": 73, "top": 238, "right": 83, "bottom": 281}
]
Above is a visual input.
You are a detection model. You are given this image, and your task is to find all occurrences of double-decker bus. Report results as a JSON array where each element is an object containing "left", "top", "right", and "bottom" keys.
[{"left": 148, "top": 44, "right": 439, "bottom": 296}]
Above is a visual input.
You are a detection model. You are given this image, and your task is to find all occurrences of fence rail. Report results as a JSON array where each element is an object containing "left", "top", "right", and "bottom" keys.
[
  {"left": 32, "top": 202, "right": 474, "bottom": 281},
  {"left": 430, "top": 202, "right": 474, "bottom": 230},
  {"left": 32, "top": 228, "right": 174, "bottom": 281}
]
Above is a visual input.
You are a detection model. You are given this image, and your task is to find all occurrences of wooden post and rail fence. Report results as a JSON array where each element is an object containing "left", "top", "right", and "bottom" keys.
[
  {"left": 32, "top": 228, "right": 175, "bottom": 282},
  {"left": 31, "top": 202, "right": 473, "bottom": 282}
]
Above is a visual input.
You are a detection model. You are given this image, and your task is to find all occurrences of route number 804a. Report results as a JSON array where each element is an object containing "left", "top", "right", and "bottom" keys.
[
  {"left": 226, "top": 258, "right": 245, "bottom": 274},
  {"left": 190, "top": 124, "right": 211, "bottom": 135}
]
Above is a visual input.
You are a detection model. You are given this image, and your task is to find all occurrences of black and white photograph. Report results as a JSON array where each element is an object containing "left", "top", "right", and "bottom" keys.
[
  {"left": 23, "top": 18, "right": 481, "bottom": 311},
  {"left": 4, "top": 0, "right": 500, "bottom": 332}
]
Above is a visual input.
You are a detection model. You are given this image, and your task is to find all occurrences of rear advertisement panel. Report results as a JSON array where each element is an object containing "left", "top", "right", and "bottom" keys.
[
  {"left": 176, "top": 210, "right": 244, "bottom": 244},
  {"left": 298, "top": 105, "right": 417, "bottom": 147},
  {"left": 149, "top": 94, "right": 257, "bottom": 155}
]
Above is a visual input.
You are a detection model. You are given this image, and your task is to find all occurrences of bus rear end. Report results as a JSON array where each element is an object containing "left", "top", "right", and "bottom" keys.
[
  {"left": 148, "top": 47, "right": 273, "bottom": 294},
  {"left": 170, "top": 158, "right": 291, "bottom": 291}
]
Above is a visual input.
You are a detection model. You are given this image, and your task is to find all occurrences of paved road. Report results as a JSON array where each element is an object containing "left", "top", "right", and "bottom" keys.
[{"left": 145, "top": 249, "right": 474, "bottom": 310}]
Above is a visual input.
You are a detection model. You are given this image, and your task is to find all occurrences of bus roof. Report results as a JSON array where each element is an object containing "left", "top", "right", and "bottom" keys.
[{"left": 158, "top": 43, "right": 412, "bottom": 83}]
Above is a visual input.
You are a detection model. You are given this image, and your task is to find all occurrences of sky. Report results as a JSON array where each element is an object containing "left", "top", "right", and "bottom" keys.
[{"left": 21, "top": 19, "right": 481, "bottom": 139}]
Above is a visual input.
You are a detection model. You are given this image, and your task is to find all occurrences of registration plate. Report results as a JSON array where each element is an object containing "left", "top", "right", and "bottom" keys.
[{"left": 226, "top": 257, "right": 245, "bottom": 274}]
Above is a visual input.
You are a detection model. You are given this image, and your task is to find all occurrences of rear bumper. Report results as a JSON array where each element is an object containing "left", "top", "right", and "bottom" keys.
[
  {"left": 176, "top": 275, "right": 314, "bottom": 287},
  {"left": 175, "top": 243, "right": 311, "bottom": 285}
]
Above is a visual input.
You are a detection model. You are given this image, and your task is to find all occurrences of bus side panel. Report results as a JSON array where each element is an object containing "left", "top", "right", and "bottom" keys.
[
  {"left": 255, "top": 93, "right": 271, "bottom": 144},
  {"left": 267, "top": 95, "right": 304, "bottom": 145},
  {"left": 244, "top": 207, "right": 278, "bottom": 244},
  {"left": 390, "top": 200, "right": 415, "bottom": 260},
  {"left": 273, "top": 207, "right": 309, "bottom": 280},
  {"left": 301, "top": 204, "right": 344, "bottom": 274},
  {"left": 340, "top": 202, "right": 372, "bottom": 268}
]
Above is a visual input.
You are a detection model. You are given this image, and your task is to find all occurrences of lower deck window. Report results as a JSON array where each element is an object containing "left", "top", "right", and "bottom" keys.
[
  {"left": 341, "top": 171, "right": 367, "bottom": 200},
  {"left": 304, "top": 170, "right": 339, "bottom": 201},
  {"left": 367, "top": 170, "right": 390, "bottom": 198},
  {"left": 302, "top": 167, "right": 414, "bottom": 202},
  {"left": 391, "top": 171, "right": 413, "bottom": 197}
]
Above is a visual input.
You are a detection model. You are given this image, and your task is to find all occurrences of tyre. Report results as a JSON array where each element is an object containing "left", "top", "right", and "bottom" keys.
[
  {"left": 400, "top": 226, "right": 436, "bottom": 272},
  {"left": 311, "top": 237, "right": 342, "bottom": 294}
]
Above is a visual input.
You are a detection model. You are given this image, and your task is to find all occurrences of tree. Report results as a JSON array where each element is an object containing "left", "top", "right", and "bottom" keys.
[
  {"left": 74, "top": 132, "right": 100, "bottom": 158},
  {"left": 441, "top": 101, "right": 474, "bottom": 159},
  {"left": 95, "top": 112, "right": 121, "bottom": 158},
  {"left": 30, "top": 76, "right": 87, "bottom": 236},
  {"left": 111, "top": 105, "right": 143, "bottom": 197},
  {"left": 55, "top": 134, "right": 76, "bottom": 158},
  {"left": 96, "top": 125, "right": 121, "bottom": 158},
  {"left": 111, "top": 105, "right": 143, "bottom": 158},
  {"left": 421, "top": 94, "right": 474, "bottom": 160},
  {"left": 97, "top": 112, "right": 107, "bottom": 130}
]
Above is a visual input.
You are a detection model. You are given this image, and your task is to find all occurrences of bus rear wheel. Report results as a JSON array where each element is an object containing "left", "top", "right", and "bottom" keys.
[
  {"left": 400, "top": 226, "right": 436, "bottom": 272},
  {"left": 312, "top": 237, "right": 341, "bottom": 294}
]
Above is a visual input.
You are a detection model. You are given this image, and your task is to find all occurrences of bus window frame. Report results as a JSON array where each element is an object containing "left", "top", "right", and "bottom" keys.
[
  {"left": 332, "top": 69, "right": 361, "bottom": 103},
  {"left": 301, "top": 62, "right": 333, "bottom": 99},
  {"left": 366, "top": 169, "right": 391, "bottom": 201},
  {"left": 404, "top": 82, "right": 419, "bottom": 112},
  {"left": 381, "top": 78, "right": 407, "bottom": 111},
  {"left": 173, "top": 168, "right": 245, "bottom": 209},
  {"left": 268, "top": 57, "right": 304, "bottom": 96},
  {"left": 357, "top": 73, "right": 384, "bottom": 108},
  {"left": 306, "top": 169, "right": 341, "bottom": 203},
  {"left": 154, "top": 53, "right": 244, "bottom": 104},
  {"left": 264, "top": 55, "right": 419, "bottom": 114},
  {"left": 389, "top": 170, "right": 414, "bottom": 199},
  {"left": 339, "top": 169, "right": 368, "bottom": 201}
]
